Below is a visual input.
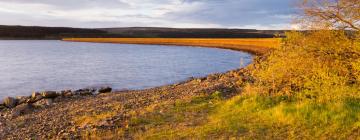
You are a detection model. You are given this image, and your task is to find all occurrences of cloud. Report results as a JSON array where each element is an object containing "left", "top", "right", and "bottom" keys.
[
  {"left": 165, "top": 0, "right": 296, "bottom": 28},
  {"left": 0, "top": 0, "right": 298, "bottom": 29},
  {"left": 3, "top": 0, "right": 131, "bottom": 9}
]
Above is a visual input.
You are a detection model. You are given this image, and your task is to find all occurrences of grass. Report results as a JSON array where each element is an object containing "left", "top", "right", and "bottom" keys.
[
  {"left": 74, "top": 111, "right": 117, "bottom": 128},
  {"left": 75, "top": 31, "right": 360, "bottom": 139},
  {"left": 62, "top": 38, "right": 281, "bottom": 54}
]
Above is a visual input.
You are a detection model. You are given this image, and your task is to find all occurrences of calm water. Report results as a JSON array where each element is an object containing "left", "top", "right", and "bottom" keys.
[{"left": 0, "top": 40, "right": 252, "bottom": 98}]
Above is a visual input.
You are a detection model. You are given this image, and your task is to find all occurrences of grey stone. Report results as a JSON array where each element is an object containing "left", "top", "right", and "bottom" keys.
[
  {"left": 16, "top": 96, "right": 30, "bottom": 105},
  {"left": 45, "top": 98, "right": 54, "bottom": 106},
  {"left": 33, "top": 98, "right": 54, "bottom": 107},
  {"left": 98, "top": 87, "right": 112, "bottom": 93},
  {"left": 64, "top": 92, "right": 73, "bottom": 97},
  {"left": 80, "top": 91, "right": 93, "bottom": 96},
  {"left": 11, "top": 103, "right": 32, "bottom": 117},
  {"left": 41, "top": 91, "right": 58, "bottom": 98},
  {"left": 27, "top": 94, "right": 43, "bottom": 104}
]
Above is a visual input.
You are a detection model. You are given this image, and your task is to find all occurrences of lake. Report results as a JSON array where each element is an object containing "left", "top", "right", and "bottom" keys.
[{"left": 0, "top": 40, "right": 252, "bottom": 99}]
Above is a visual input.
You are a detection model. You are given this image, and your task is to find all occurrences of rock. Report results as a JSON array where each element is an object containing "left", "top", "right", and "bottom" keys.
[
  {"left": 59, "top": 90, "right": 73, "bottom": 97},
  {"left": 27, "top": 94, "right": 43, "bottom": 104},
  {"left": 41, "top": 91, "right": 58, "bottom": 98},
  {"left": 74, "top": 88, "right": 93, "bottom": 96},
  {"left": 32, "top": 99, "right": 46, "bottom": 107},
  {"left": 11, "top": 103, "right": 32, "bottom": 117},
  {"left": 80, "top": 91, "right": 93, "bottom": 96},
  {"left": 60, "top": 90, "right": 72, "bottom": 96},
  {"left": 16, "top": 96, "right": 30, "bottom": 105},
  {"left": 90, "top": 88, "right": 97, "bottom": 93},
  {"left": 45, "top": 99, "right": 54, "bottom": 106},
  {"left": 3, "top": 97, "right": 18, "bottom": 108},
  {"left": 98, "top": 87, "right": 112, "bottom": 93},
  {"left": 64, "top": 92, "right": 73, "bottom": 97},
  {"left": 73, "top": 89, "right": 83, "bottom": 94},
  {"left": 33, "top": 98, "right": 55, "bottom": 107}
]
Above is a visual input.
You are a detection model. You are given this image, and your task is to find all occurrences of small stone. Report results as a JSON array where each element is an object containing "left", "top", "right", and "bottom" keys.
[
  {"left": 32, "top": 99, "right": 46, "bottom": 107},
  {"left": 98, "top": 87, "right": 112, "bottom": 93},
  {"left": 27, "top": 94, "right": 43, "bottom": 104},
  {"left": 60, "top": 90, "right": 70, "bottom": 96},
  {"left": 16, "top": 96, "right": 30, "bottom": 105},
  {"left": 90, "top": 88, "right": 96, "bottom": 93},
  {"left": 41, "top": 91, "right": 58, "bottom": 98},
  {"left": 81, "top": 91, "right": 93, "bottom": 96},
  {"left": 74, "top": 88, "right": 94, "bottom": 96},
  {"left": 64, "top": 92, "right": 73, "bottom": 97},
  {"left": 3, "top": 97, "right": 18, "bottom": 108},
  {"left": 45, "top": 98, "right": 54, "bottom": 106},
  {"left": 11, "top": 103, "right": 32, "bottom": 117}
]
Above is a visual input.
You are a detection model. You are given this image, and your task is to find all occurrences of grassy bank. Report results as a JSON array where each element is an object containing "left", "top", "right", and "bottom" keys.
[
  {"left": 74, "top": 31, "right": 360, "bottom": 139},
  {"left": 62, "top": 38, "right": 281, "bottom": 54}
]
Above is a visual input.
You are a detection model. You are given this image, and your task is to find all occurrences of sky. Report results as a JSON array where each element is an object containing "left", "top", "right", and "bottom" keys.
[{"left": 0, "top": 0, "right": 298, "bottom": 29}]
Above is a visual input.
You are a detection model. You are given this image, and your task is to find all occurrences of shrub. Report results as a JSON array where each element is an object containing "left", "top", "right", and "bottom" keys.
[{"left": 249, "top": 30, "right": 360, "bottom": 101}]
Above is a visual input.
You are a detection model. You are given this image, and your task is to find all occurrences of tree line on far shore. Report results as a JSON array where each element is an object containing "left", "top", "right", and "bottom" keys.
[{"left": 0, "top": 25, "right": 285, "bottom": 39}]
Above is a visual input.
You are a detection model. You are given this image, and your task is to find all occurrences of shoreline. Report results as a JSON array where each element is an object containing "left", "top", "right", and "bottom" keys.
[
  {"left": 62, "top": 38, "right": 280, "bottom": 55},
  {"left": 0, "top": 39, "right": 275, "bottom": 139}
]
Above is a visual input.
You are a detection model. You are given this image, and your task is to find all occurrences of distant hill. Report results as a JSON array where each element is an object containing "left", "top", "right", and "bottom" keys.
[
  {"left": 99, "top": 27, "right": 286, "bottom": 38},
  {"left": 0, "top": 25, "right": 286, "bottom": 39},
  {"left": 0, "top": 25, "right": 106, "bottom": 39}
]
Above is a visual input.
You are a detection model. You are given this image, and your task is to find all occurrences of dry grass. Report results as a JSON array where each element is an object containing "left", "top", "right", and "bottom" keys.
[{"left": 62, "top": 38, "right": 281, "bottom": 54}]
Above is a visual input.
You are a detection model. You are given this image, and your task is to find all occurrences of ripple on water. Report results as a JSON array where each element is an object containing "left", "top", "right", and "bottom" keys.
[{"left": 0, "top": 40, "right": 253, "bottom": 99}]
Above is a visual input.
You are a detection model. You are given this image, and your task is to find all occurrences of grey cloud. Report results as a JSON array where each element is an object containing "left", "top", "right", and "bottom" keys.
[
  {"left": 0, "top": 0, "right": 299, "bottom": 29},
  {"left": 166, "top": 0, "right": 296, "bottom": 27},
  {"left": 5, "top": 0, "right": 130, "bottom": 9}
]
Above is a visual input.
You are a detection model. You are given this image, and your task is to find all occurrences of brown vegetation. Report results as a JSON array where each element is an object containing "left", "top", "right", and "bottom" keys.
[{"left": 63, "top": 38, "right": 281, "bottom": 55}]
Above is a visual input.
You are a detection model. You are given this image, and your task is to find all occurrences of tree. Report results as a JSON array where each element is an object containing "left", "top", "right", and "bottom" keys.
[{"left": 299, "top": 0, "right": 360, "bottom": 31}]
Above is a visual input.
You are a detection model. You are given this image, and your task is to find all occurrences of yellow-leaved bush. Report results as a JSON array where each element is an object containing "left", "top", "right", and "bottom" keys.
[{"left": 249, "top": 30, "right": 360, "bottom": 101}]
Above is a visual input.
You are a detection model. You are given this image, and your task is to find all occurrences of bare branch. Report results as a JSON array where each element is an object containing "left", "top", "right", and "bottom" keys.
[{"left": 299, "top": 0, "right": 360, "bottom": 31}]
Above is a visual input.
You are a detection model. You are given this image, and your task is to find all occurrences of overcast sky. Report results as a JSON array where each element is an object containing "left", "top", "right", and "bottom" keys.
[{"left": 0, "top": 0, "right": 298, "bottom": 29}]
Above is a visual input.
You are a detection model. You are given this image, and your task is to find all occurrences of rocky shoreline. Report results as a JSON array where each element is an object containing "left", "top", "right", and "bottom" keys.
[
  {"left": 0, "top": 38, "right": 267, "bottom": 139},
  {"left": 0, "top": 67, "right": 251, "bottom": 139},
  {"left": 0, "top": 87, "right": 113, "bottom": 117}
]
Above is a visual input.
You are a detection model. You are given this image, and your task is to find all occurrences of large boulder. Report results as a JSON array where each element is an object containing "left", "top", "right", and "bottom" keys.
[
  {"left": 98, "top": 87, "right": 112, "bottom": 93},
  {"left": 3, "top": 97, "right": 18, "bottom": 108},
  {"left": 41, "top": 91, "right": 58, "bottom": 98}
]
